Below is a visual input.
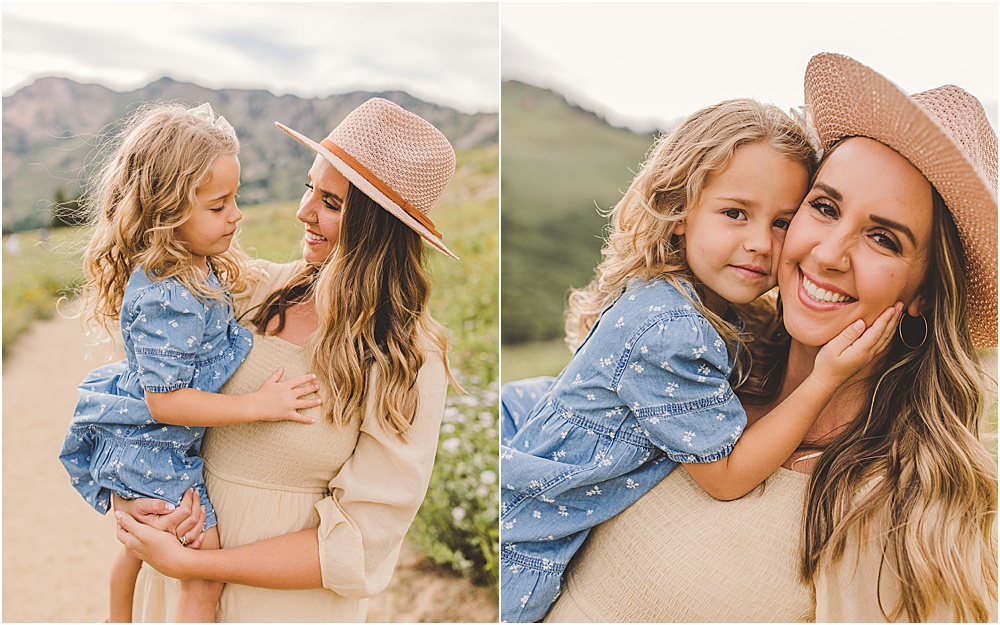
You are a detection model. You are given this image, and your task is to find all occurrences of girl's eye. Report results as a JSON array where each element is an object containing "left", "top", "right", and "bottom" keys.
[
  {"left": 211, "top": 207, "right": 225, "bottom": 213},
  {"left": 809, "top": 199, "right": 838, "bottom": 218},
  {"left": 871, "top": 231, "right": 901, "bottom": 253},
  {"left": 305, "top": 182, "right": 314, "bottom": 192},
  {"left": 722, "top": 209, "right": 746, "bottom": 221},
  {"left": 773, "top": 218, "right": 791, "bottom": 230}
]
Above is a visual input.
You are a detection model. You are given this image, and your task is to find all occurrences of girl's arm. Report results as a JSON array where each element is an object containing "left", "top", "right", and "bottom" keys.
[
  {"left": 145, "top": 367, "right": 320, "bottom": 426},
  {"left": 683, "top": 303, "right": 902, "bottom": 500}
]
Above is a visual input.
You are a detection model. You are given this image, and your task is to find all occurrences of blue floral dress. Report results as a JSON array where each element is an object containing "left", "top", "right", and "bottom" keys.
[
  {"left": 500, "top": 278, "right": 747, "bottom": 622},
  {"left": 59, "top": 265, "right": 253, "bottom": 529}
]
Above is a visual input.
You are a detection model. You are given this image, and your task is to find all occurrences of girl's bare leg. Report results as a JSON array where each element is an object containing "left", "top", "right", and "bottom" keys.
[
  {"left": 110, "top": 546, "right": 143, "bottom": 622},
  {"left": 174, "top": 526, "right": 224, "bottom": 623}
]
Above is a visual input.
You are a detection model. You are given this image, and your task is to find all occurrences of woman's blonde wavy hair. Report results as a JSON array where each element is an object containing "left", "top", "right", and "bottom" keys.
[
  {"left": 565, "top": 99, "right": 815, "bottom": 381},
  {"left": 745, "top": 142, "right": 997, "bottom": 620},
  {"left": 250, "top": 183, "right": 455, "bottom": 440},
  {"left": 78, "top": 102, "right": 254, "bottom": 341}
]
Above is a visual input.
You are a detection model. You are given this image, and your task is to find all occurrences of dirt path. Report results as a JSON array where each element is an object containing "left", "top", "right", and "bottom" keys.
[{"left": 1, "top": 312, "right": 497, "bottom": 622}]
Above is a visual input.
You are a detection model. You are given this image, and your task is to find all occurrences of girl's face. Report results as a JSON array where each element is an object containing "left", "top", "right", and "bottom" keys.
[
  {"left": 297, "top": 155, "right": 346, "bottom": 265},
  {"left": 676, "top": 141, "right": 808, "bottom": 314},
  {"left": 778, "top": 137, "right": 933, "bottom": 347},
  {"left": 176, "top": 153, "right": 242, "bottom": 271}
]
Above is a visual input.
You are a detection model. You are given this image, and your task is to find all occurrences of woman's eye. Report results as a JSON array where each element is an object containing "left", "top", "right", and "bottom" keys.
[
  {"left": 722, "top": 209, "right": 746, "bottom": 220},
  {"left": 871, "top": 232, "right": 901, "bottom": 253},
  {"left": 323, "top": 199, "right": 341, "bottom": 211},
  {"left": 304, "top": 182, "right": 314, "bottom": 192},
  {"left": 809, "top": 200, "right": 838, "bottom": 218},
  {"left": 773, "top": 218, "right": 791, "bottom": 230}
]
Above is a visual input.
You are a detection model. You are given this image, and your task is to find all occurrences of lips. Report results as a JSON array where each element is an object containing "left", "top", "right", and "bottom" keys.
[
  {"left": 304, "top": 230, "right": 328, "bottom": 243},
  {"left": 800, "top": 270, "right": 856, "bottom": 304},
  {"left": 731, "top": 264, "right": 768, "bottom": 279}
]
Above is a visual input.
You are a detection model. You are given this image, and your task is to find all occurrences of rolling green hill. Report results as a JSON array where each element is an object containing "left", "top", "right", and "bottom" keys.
[{"left": 500, "top": 81, "right": 657, "bottom": 344}]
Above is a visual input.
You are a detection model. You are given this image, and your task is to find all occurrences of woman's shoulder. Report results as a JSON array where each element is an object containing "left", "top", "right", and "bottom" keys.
[{"left": 231, "top": 259, "right": 309, "bottom": 314}]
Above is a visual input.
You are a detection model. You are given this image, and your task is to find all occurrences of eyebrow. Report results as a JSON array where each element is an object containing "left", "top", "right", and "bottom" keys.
[
  {"left": 717, "top": 196, "right": 755, "bottom": 207},
  {"left": 813, "top": 182, "right": 843, "bottom": 202},
  {"left": 870, "top": 215, "right": 917, "bottom": 247}
]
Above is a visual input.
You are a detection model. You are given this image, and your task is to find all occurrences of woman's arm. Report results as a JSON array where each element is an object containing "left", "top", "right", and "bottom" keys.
[
  {"left": 145, "top": 367, "right": 320, "bottom": 426},
  {"left": 684, "top": 304, "right": 901, "bottom": 500},
  {"left": 116, "top": 513, "right": 322, "bottom": 589}
]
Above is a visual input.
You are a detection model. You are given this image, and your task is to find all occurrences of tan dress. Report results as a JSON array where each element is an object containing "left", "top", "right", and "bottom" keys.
[
  {"left": 545, "top": 465, "right": 998, "bottom": 622},
  {"left": 132, "top": 261, "right": 448, "bottom": 622}
]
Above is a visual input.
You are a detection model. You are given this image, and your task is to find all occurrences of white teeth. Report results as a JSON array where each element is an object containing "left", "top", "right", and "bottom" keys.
[
  {"left": 802, "top": 274, "right": 852, "bottom": 303},
  {"left": 305, "top": 232, "right": 327, "bottom": 242}
]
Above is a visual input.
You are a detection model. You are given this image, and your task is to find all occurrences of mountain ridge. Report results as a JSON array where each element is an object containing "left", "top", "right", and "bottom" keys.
[{"left": 2, "top": 76, "right": 498, "bottom": 232}]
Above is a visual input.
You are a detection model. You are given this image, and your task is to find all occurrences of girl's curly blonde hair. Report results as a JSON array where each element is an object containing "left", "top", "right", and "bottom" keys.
[
  {"left": 565, "top": 98, "right": 815, "bottom": 379},
  {"left": 77, "top": 102, "right": 256, "bottom": 341}
]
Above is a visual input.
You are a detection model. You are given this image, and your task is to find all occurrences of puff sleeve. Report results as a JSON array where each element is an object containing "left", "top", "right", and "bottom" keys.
[
  {"left": 615, "top": 313, "right": 746, "bottom": 464},
  {"left": 126, "top": 283, "right": 206, "bottom": 393},
  {"left": 312, "top": 349, "right": 448, "bottom": 597}
]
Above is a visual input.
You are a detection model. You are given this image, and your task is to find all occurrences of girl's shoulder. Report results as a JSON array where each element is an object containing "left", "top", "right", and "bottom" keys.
[
  {"left": 609, "top": 276, "right": 703, "bottom": 319},
  {"left": 122, "top": 266, "right": 205, "bottom": 313}
]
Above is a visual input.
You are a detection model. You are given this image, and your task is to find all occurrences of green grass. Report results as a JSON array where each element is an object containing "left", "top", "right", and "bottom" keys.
[
  {"left": 2, "top": 228, "right": 90, "bottom": 357},
  {"left": 501, "top": 338, "right": 572, "bottom": 385},
  {"left": 501, "top": 81, "right": 655, "bottom": 344}
]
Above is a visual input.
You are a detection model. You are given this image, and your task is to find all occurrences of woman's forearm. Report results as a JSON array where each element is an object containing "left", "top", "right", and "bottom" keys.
[{"left": 182, "top": 528, "right": 323, "bottom": 589}]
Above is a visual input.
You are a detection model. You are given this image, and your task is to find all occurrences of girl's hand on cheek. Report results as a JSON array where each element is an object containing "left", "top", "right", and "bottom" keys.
[{"left": 812, "top": 302, "right": 903, "bottom": 391}]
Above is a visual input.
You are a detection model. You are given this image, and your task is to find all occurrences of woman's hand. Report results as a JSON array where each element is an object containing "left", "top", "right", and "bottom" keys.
[
  {"left": 812, "top": 302, "right": 903, "bottom": 392},
  {"left": 112, "top": 489, "right": 206, "bottom": 549},
  {"left": 115, "top": 511, "right": 194, "bottom": 580}
]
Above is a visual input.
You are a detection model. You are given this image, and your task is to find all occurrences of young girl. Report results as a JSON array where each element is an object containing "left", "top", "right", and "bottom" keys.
[
  {"left": 498, "top": 98, "right": 903, "bottom": 622},
  {"left": 58, "top": 102, "right": 321, "bottom": 623}
]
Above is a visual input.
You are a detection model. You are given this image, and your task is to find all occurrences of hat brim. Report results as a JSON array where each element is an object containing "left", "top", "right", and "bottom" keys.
[
  {"left": 275, "top": 121, "right": 458, "bottom": 260},
  {"left": 805, "top": 52, "right": 997, "bottom": 348}
]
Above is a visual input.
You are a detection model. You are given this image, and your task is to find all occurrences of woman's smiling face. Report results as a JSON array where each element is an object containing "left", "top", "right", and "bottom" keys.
[{"left": 778, "top": 137, "right": 934, "bottom": 347}]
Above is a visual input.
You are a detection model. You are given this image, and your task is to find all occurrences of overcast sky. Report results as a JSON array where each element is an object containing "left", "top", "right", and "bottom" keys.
[
  {"left": 502, "top": 2, "right": 998, "bottom": 130},
  {"left": 2, "top": 2, "right": 500, "bottom": 113}
]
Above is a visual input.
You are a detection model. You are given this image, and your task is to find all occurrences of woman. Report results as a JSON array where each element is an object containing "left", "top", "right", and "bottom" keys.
[
  {"left": 113, "top": 97, "right": 460, "bottom": 622},
  {"left": 541, "top": 53, "right": 997, "bottom": 622}
]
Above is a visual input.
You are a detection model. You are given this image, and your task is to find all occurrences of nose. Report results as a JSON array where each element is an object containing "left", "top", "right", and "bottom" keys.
[
  {"left": 810, "top": 227, "right": 852, "bottom": 272},
  {"left": 743, "top": 221, "right": 773, "bottom": 256},
  {"left": 230, "top": 204, "right": 243, "bottom": 223},
  {"left": 296, "top": 191, "right": 318, "bottom": 224}
]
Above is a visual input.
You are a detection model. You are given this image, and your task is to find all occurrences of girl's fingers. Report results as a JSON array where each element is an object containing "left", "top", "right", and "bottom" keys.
[
  {"left": 288, "top": 374, "right": 318, "bottom": 390},
  {"left": 290, "top": 409, "right": 316, "bottom": 424}
]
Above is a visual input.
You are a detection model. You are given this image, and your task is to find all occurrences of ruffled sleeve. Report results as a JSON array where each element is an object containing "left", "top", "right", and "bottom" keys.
[
  {"left": 313, "top": 348, "right": 448, "bottom": 597},
  {"left": 126, "top": 282, "right": 206, "bottom": 393},
  {"left": 614, "top": 313, "right": 746, "bottom": 464}
]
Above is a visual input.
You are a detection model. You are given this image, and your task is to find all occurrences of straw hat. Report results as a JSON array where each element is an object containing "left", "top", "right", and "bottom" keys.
[
  {"left": 276, "top": 97, "right": 458, "bottom": 259},
  {"left": 804, "top": 52, "right": 998, "bottom": 348}
]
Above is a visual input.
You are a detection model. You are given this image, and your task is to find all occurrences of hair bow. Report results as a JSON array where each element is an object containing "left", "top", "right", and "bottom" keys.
[{"left": 189, "top": 102, "right": 237, "bottom": 140}]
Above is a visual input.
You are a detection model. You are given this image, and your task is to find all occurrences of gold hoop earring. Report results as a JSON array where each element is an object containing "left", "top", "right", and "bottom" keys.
[{"left": 898, "top": 312, "right": 928, "bottom": 349}]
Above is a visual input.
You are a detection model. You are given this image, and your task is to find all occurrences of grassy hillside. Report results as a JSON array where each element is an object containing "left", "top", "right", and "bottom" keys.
[{"left": 500, "top": 80, "right": 655, "bottom": 344}]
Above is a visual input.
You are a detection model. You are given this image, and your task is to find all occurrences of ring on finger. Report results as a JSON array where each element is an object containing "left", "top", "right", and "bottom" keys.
[{"left": 178, "top": 533, "right": 188, "bottom": 546}]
